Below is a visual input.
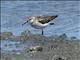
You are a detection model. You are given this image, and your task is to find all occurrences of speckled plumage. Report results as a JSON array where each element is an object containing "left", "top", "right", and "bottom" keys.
[
  {"left": 23, "top": 15, "right": 58, "bottom": 35},
  {"left": 28, "top": 15, "right": 58, "bottom": 24}
]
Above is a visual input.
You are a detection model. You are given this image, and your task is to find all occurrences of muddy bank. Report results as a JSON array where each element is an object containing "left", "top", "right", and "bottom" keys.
[
  {"left": 1, "top": 40, "right": 80, "bottom": 60},
  {"left": 0, "top": 30, "right": 78, "bottom": 41},
  {"left": 0, "top": 31, "right": 80, "bottom": 60}
]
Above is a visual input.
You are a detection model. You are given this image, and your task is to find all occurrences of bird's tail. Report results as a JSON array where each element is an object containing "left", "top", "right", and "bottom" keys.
[{"left": 51, "top": 15, "right": 58, "bottom": 20}]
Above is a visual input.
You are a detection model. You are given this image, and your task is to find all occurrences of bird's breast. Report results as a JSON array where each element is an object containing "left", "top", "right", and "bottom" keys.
[{"left": 30, "top": 22, "right": 48, "bottom": 29}]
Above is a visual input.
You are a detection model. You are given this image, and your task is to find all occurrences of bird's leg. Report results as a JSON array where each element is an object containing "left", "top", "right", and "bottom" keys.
[{"left": 42, "top": 29, "right": 44, "bottom": 35}]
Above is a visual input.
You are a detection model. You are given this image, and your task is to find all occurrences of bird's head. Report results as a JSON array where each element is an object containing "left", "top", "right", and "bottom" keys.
[
  {"left": 22, "top": 16, "right": 35, "bottom": 26},
  {"left": 28, "top": 16, "right": 35, "bottom": 23}
]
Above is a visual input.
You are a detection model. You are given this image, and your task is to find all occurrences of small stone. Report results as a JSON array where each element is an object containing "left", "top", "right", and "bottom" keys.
[
  {"left": 0, "top": 32, "right": 13, "bottom": 40},
  {"left": 21, "top": 29, "right": 31, "bottom": 36},
  {"left": 55, "top": 33, "right": 67, "bottom": 41},
  {"left": 4, "top": 56, "right": 12, "bottom": 60},
  {"left": 27, "top": 46, "right": 43, "bottom": 53},
  {"left": 71, "top": 36, "right": 77, "bottom": 40},
  {"left": 18, "top": 29, "right": 31, "bottom": 41},
  {"left": 52, "top": 55, "right": 67, "bottom": 60}
]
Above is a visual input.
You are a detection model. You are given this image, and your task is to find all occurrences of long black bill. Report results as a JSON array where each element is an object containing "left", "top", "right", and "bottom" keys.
[{"left": 22, "top": 21, "right": 28, "bottom": 26}]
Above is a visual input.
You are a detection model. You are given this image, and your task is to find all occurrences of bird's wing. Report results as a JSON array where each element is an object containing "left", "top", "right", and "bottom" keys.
[{"left": 38, "top": 15, "right": 58, "bottom": 24}]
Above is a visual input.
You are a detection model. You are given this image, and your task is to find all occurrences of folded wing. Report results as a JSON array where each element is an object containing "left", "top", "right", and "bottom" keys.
[{"left": 38, "top": 15, "right": 58, "bottom": 24}]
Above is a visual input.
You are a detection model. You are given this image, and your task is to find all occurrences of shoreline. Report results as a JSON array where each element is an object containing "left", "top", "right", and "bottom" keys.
[{"left": 0, "top": 31, "right": 80, "bottom": 60}]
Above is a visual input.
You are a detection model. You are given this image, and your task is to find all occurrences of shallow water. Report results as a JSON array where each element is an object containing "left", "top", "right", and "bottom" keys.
[
  {"left": 1, "top": 1, "right": 80, "bottom": 38},
  {"left": 1, "top": 1, "right": 80, "bottom": 59},
  {"left": 1, "top": 39, "right": 80, "bottom": 60}
]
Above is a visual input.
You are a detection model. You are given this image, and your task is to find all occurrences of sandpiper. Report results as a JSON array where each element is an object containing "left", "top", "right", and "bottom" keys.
[{"left": 22, "top": 15, "right": 58, "bottom": 35}]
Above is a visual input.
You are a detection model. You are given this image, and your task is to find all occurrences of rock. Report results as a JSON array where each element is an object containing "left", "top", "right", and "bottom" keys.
[
  {"left": 19, "top": 31, "right": 46, "bottom": 41},
  {"left": 0, "top": 32, "right": 13, "bottom": 40},
  {"left": 52, "top": 55, "right": 67, "bottom": 60},
  {"left": 29, "top": 34, "right": 47, "bottom": 40},
  {"left": 13, "top": 29, "right": 31, "bottom": 41},
  {"left": 19, "top": 35, "right": 29, "bottom": 41},
  {"left": 27, "top": 46, "right": 43, "bottom": 53},
  {"left": 71, "top": 36, "right": 77, "bottom": 40},
  {"left": 4, "top": 56, "right": 12, "bottom": 60},
  {"left": 19, "top": 29, "right": 31, "bottom": 40},
  {"left": 21, "top": 29, "right": 31, "bottom": 36},
  {"left": 55, "top": 33, "right": 68, "bottom": 41}
]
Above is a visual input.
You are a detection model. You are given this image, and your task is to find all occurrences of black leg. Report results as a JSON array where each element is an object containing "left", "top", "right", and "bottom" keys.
[{"left": 42, "top": 29, "right": 44, "bottom": 35}]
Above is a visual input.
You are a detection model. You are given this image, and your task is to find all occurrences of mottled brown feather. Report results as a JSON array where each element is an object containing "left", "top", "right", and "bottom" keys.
[
  {"left": 37, "top": 15, "right": 58, "bottom": 24},
  {"left": 28, "top": 15, "right": 58, "bottom": 24}
]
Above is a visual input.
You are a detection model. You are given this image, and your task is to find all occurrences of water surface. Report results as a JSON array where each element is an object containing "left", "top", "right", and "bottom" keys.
[{"left": 1, "top": 1, "right": 80, "bottom": 38}]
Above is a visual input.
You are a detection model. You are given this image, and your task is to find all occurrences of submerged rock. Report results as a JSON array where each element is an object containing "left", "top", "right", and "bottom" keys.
[
  {"left": 21, "top": 29, "right": 31, "bottom": 36},
  {"left": 52, "top": 55, "right": 67, "bottom": 60},
  {"left": 0, "top": 32, "right": 13, "bottom": 40},
  {"left": 71, "top": 36, "right": 77, "bottom": 40},
  {"left": 4, "top": 56, "right": 12, "bottom": 60},
  {"left": 13, "top": 29, "right": 31, "bottom": 41},
  {"left": 54, "top": 33, "right": 68, "bottom": 41},
  {"left": 19, "top": 29, "right": 31, "bottom": 40}
]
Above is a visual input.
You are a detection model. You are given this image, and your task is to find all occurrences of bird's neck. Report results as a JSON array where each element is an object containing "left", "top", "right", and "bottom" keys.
[
  {"left": 32, "top": 17, "right": 36, "bottom": 20},
  {"left": 32, "top": 17, "right": 38, "bottom": 22}
]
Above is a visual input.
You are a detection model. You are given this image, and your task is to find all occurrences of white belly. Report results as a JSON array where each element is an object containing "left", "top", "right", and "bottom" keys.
[{"left": 30, "top": 22, "right": 49, "bottom": 29}]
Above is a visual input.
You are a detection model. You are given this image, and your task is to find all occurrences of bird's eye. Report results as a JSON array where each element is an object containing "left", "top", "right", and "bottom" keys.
[
  {"left": 29, "top": 19, "right": 31, "bottom": 20},
  {"left": 29, "top": 18, "right": 31, "bottom": 20}
]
